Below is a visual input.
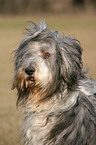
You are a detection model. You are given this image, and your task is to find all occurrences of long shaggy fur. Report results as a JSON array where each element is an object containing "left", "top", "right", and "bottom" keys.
[{"left": 12, "top": 21, "right": 96, "bottom": 145}]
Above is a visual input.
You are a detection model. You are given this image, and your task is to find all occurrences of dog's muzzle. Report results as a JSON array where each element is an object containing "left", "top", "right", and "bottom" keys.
[{"left": 25, "top": 66, "right": 35, "bottom": 82}]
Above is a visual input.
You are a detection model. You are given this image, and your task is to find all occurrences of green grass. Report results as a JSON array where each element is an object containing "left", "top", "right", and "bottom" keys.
[{"left": 0, "top": 14, "right": 96, "bottom": 145}]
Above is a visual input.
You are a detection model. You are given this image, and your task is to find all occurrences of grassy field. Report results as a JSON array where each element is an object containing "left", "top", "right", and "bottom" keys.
[{"left": 0, "top": 13, "right": 96, "bottom": 145}]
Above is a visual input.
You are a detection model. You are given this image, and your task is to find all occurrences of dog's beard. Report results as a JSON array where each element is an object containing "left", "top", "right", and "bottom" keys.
[
  {"left": 12, "top": 67, "right": 35, "bottom": 104},
  {"left": 12, "top": 68, "right": 34, "bottom": 90}
]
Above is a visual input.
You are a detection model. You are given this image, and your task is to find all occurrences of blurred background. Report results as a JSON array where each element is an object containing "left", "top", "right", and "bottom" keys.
[
  {"left": 0, "top": 0, "right": 96, "bottom": 14},
  {"left": 0, "top": 0, "right": 96, "bottom": 145}
]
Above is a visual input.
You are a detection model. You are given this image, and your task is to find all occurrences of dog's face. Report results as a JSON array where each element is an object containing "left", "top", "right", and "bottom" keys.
[
  {"left": 12, "top": 21, "right": 83, "bottom": 104},
  {"left": 12, "top": 38, "right": 61, "bottom": 103}
]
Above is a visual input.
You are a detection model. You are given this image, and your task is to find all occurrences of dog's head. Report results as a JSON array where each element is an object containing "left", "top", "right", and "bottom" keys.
[{"left": 12, "top": 21, "right": 83, "bottom": 104}]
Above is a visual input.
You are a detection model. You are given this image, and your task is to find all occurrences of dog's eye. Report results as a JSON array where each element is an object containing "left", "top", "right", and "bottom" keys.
[{"left": 43, "top": 51, "right": 50, "bottom": 59}]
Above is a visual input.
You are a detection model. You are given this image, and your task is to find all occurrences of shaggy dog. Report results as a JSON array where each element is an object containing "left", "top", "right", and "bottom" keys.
[{"left": 12, "top": 21, "right": 96, "bottom": 145}]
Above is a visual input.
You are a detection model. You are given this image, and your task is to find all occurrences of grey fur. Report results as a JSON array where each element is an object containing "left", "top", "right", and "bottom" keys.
[{"left": 12, "top": 21, "right": 96, "bottom": 145}]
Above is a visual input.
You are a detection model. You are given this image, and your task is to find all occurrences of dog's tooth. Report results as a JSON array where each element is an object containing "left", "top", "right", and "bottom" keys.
[
  {"left": 26, "top": 81, "right": 29, "bottom": 88},
  {"left": 21, "top": 80, "right": 24, "bottom": 91}
]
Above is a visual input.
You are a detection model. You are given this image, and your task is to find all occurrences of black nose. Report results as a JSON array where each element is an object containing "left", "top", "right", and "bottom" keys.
[{"left": 25, "top": 66, "right": 35, "bottom": 76}]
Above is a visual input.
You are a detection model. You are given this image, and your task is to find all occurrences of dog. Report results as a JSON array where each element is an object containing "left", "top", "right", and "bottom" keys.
[{"left": 12, "top": 21, "right": 96, "bottom": 145}]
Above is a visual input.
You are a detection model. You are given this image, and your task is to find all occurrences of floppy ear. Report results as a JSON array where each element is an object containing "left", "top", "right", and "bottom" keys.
[{"left": 60, "top": 38, "right": 83, "bottom": 88}]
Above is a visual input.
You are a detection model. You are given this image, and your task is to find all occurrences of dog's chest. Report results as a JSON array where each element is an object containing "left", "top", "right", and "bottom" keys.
[{"left": 24, "top": 104, "right": 58, "bottom": 145}]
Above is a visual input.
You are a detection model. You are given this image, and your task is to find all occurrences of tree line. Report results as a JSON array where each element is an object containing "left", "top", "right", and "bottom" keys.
[{"left": 0, "top": 0, "right": 95, "bottom": 14}]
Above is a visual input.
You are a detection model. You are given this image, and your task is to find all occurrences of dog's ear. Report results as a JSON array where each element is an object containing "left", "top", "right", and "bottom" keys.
[{"left": 60, "top": 39, "right": 83, "bottom": 88}]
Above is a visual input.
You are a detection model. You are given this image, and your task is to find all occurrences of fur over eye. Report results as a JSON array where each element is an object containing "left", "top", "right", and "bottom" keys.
[{"left": 43, "top": 51, "right": 50, "bottom": 59}]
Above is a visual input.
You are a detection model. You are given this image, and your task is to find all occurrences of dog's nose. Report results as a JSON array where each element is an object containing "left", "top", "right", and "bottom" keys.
[{"left": 25, "top": 66, "right": 35, "bottom": 76}]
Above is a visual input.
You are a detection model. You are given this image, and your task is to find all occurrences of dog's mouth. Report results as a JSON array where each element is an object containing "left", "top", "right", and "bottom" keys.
[
  {"left": 28, "top": 75, "right": 35, "bottom": 82},
  {"left": 25, "top": 73, "right": 35, "bottom": 83}
]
